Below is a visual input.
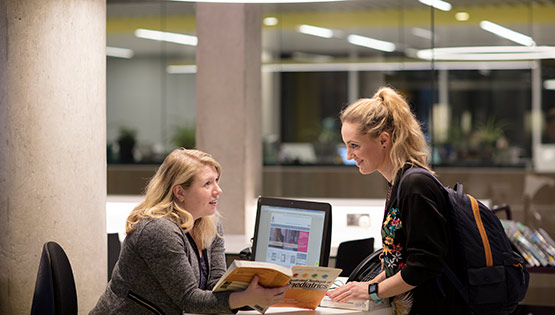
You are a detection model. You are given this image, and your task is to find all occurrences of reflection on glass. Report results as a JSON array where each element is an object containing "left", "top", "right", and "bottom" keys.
[{"left": 106, "top": 1, "right": 555, "bottom": 169}]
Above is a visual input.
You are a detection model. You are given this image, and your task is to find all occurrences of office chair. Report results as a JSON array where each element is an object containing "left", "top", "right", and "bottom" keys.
[
  {"left": 31, "top": 241, "right": 77, "bottom": 315},
  {"left": 347, "top": 248, "right": 383, "bottom": 282},
  {"left": 335, "top": 237, "right": 374, "bottom": 277},
  {"left": 107, "top": 233, "right": 121, "bottom": 281}
]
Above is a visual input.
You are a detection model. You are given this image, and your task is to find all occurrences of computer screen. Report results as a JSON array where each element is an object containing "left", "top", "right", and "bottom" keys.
[{"left": 251, "top": 197, "right": 332, "bottom": 268}]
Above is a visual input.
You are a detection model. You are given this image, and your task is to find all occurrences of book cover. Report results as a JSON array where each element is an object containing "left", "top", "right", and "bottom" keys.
[
  {"left": 212, "top": 260, "right": 292, "bottom": 293},
  {"left": 212, "top": 260, "right": 341, "bottom": 313}
]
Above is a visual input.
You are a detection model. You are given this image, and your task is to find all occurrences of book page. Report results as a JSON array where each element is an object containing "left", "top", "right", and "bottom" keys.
[{"left": 213, "top": 262, "right": 292, "bottom": 292}]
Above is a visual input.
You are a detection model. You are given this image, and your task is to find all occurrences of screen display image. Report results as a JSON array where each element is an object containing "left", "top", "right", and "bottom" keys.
[{"left": 252, "top": 197, "right": 332, "bottom": 269}]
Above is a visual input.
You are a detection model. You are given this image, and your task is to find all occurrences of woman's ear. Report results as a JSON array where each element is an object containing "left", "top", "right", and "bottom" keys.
[
  {"left": 172, "top": 185, "right": 186, "bottom": 203},
  {"left": 379, "top": 131, "right": 391, "bottom": 146}
]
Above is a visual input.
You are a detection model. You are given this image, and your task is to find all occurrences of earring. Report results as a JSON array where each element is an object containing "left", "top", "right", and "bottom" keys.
[{"left": 383, "top": 146, "right": 386, "bottom": 149}]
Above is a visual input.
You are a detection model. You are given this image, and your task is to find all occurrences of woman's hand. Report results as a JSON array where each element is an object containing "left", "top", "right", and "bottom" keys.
[
  {"left": 326, "top": 281, "right": 370, "bottom": 303},
  {"left": 326, "top": 272, "right": 415, "bottom": 304},
  {"left": 229, "top": 275, "right": 289, "bottom": 309}
]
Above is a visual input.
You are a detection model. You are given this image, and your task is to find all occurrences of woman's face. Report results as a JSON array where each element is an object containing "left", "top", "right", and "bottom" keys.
[
  {"left": 341, "top": 122, "right": 387, "bottom": 175},
  {"left": 180, "top": 165, "right": 222, "bottom": 220}
]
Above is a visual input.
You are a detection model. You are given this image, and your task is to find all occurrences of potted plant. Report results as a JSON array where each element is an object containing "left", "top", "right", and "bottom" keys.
[{"left": 172, "top": 125, "right": 195, "bottom": 149}]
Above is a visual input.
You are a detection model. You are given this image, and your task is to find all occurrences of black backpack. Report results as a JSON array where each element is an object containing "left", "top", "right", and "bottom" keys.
[{"left": 398, "top": 168, "right": 530, "bottom": 315}]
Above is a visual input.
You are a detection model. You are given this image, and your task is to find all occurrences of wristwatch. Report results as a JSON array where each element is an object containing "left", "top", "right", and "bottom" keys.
[{"left": 368, "top": 283, "right": 383, "bottom": 304}]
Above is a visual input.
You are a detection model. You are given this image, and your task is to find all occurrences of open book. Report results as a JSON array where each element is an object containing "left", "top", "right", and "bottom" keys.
[{"left": 212, "top": 260, "right": 342, "bottom": 313}]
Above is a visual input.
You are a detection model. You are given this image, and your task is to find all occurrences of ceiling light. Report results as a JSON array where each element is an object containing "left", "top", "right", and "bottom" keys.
[
  {"left": 545, "top": 79, "right": 555, "bottom": 90},
  {"left": 106, "top": 46, "right": 134, "bottom": 59},
  {"left": 417, "top": 46, "right": 555, "bottom": 61},
  {"left": 135, "top": 28, "right": 198, "bottom": 46},
  {"left": 347, "top": 34, "right": 396, "bottom": 52},
  {"left": 167, "top": 61, "right": 534, "bottom": 74},
  {"left": 262, "top": 61, "right": 533, "bottom": 72},
  {"left": 480, "top": 21, "right": 535, "bottom": 47},
  {"left": 171, "top": 0, "right": 346, "bottom": 3},
  {"left": 264, "top": 17, "right": 279, "bottom": 26},
  {"left": 455, "top": 12, "right": 470, "bottom": 22},
  {"left": 411, "top": 27, "right": 435, "bottom": 40},
  {"left": 418, "top": 0, "right": 452, "bottom": 12},
  {"left": 296, "top": 25, "right": 335, "bottom": 39},
  {"left": 167, "top": 65, "right": 197, "bottom": 74}
]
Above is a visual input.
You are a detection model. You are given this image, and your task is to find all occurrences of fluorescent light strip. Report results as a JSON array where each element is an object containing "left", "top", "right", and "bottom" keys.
[
  {"left": 480, "top": 21, "right": 535, "bottom": 47},
  {"left": 545, "top": 79, "right": 555, "bottom": 90},
  {"left": 347, "top": 34, "right": 395, "bottom": 52},
  {"left": 262, "top": 61, "right": 533, "bottom": 72},
  {"left": 297, "top": 25, "right": 334, "bottom": 39},
  {"left": 417, "top": 46, "right": 555, "bottom": 60},
  {"left": 411, "top": 27, "right": 434, "bottom": 40},
  {"left": 167, "top": 61, "right": 534, "bottom": 74},
  {"left": 135, "top": 28, "right": 198, "bottom": 46},
  {"left": 106, "top": 46, "right": 134, "bottom": 59},
  {"left": 171, "top": 0, "right": 346, "bottom": 3},
  {"left": 167, "top": 65, "right": 198, "bottom": 74},
  {"left": 418, "top": 0, "right": 452, "bottom": 11}
]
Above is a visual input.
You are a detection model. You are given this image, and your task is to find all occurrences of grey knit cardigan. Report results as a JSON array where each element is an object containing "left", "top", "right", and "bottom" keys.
[{"left": 90, "top": 217, "right": 234, "bottom": 315}]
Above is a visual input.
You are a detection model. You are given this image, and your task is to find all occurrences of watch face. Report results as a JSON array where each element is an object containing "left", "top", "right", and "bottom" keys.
[{"left": 368, "top": 283, "right": 378, "bottom": 295}]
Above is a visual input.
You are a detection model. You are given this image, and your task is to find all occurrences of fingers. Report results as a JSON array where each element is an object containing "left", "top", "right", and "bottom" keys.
[
  {"left": 326, "top": 282, "right": 357, "bottom": 303},
  {"left": 267, "top": 285, "right": 288, "bottom": 297},
  {"left": 251, "top": 275, "right": 259, "bottom": 283},
  {"left": 248, "top": 275, "right": 260, "bottom": 288}
]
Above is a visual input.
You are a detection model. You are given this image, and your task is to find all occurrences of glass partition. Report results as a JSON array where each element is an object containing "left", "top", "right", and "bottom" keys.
[
  {"left": 107, "top": 1, "right": 197, "bottom": 164},
  {"left": 106, "top": 0, "right": 555, "bottom": 170}
]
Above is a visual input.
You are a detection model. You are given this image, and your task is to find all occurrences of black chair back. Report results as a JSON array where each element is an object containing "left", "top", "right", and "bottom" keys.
[
  {"left": 335, "top": 237, "right": 374, "bottom": 277},
  {"left": 31, "top": 241, "right": 77, "bottom": 315},
  {"left": 107, "top": 233, "right": 121, "bottom": 281}
]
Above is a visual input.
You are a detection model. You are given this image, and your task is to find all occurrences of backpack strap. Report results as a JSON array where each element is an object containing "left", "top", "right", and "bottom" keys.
[{"left": 396, "top": 167, "right": 441, "bottom": 201}]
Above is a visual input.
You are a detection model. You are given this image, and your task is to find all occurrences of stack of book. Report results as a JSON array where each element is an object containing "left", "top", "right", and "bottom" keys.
[{"left": 501, "top": 220, "right": 555, "bottom": 267}]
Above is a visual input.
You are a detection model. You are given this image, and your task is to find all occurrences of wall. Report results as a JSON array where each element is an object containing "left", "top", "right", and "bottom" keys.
[{"left": 108, "top": 165, "right": 555, "bottom": 237}]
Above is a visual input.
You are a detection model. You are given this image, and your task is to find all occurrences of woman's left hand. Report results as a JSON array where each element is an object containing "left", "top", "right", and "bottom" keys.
[{"left": 326, "top": 281, "right": 370, "bottom": 303}]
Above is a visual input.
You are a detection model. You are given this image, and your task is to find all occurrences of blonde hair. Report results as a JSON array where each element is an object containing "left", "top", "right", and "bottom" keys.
[
  {"left": 126, "top": 148, "right": 222, "bottom": 250},
  {"left": 340, "top": 86, "right": 432, "bottom": 183}
]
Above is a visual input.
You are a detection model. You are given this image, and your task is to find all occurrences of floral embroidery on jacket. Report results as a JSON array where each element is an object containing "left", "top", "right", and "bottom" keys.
[
  {"left": 382, "top": 205, "right": 413, "bottom": 314},
  {"left": 382, "top": 206, "right": 404, "bottom": 277}
]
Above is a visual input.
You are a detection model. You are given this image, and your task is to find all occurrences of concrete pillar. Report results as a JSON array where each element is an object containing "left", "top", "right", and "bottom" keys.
[
  {"left": 0, "top": 1, "right": 106, "bottom": 314},
  {"left": 196, "top": 3, "right": 262, "bottom": 236}
]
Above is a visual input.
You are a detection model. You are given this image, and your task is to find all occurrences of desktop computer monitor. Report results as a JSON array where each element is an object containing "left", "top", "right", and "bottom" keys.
[{"left": 251, "top": 197, "right": 332, "bottom": 268}]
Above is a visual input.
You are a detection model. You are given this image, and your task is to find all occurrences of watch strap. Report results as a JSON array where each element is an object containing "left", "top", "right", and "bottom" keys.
[{"left": 368, "top": 283, "right": 383, "bottom": 304}]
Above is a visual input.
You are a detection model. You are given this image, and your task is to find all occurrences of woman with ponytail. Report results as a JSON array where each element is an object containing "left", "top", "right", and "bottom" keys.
[
  {"left": 91, "top": 148, "right": 287, "bottom": 315},
  {"left": 327, "top": 87, "right": 468, "bottom": 314}
]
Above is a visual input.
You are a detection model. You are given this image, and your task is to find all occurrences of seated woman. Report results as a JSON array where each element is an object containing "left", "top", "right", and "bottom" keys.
[{"left": 91, "top": 148, "right": 287, "bottom": 315}]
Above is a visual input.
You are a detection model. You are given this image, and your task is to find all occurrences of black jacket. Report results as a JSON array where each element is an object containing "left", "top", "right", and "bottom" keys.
[{"left": 382, "top": 165, "right": 470, "bottom": 314}]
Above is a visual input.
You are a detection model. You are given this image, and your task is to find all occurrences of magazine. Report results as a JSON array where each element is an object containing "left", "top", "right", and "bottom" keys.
[
  {"left": 501, "top": 220, "right": 555, "bottom": 267},
  {"left": 212, "top": 260, "right": 342, "bottom": 313}
]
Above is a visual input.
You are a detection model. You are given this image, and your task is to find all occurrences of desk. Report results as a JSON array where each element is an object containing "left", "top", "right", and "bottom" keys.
[{"left": 235, "top": 306, "right": 392, "bottom": 315}]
